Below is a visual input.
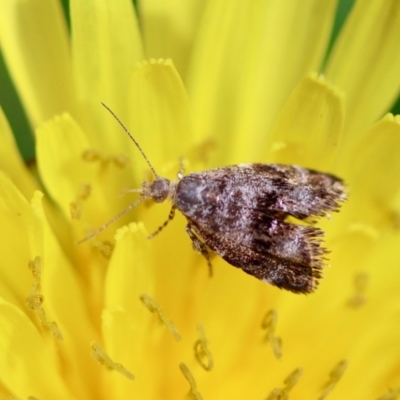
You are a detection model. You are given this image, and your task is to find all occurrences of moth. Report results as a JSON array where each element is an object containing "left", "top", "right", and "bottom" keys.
[{"left": 81, "top": 103, "right": 346, "bottom": 294}]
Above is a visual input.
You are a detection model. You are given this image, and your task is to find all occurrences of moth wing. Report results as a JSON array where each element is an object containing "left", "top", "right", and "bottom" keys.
[
  {"left": 192, "top": 216, "right": 325, "bottom": 293},
  {"left": 217, "top": 164, "right": 346, "bottom": 220},
  {"left": 258, "top": 164, "right": 345, "bottom": 219}
]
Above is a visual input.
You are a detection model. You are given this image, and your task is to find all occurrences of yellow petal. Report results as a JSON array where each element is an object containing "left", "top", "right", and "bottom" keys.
[
  {"left": 37, "top": 112, "right": 145, "bottom": 246},
  {"left": 36, "top": 113, "right": 116, "bottom": 225},
  {"left": 187, "top": 0, "right": 337, "bottom": 163},
  {"left": 325, "top": 0, "right": 400, "bottom": 142},
  {"left": 104, "top": 223, "right": 153, "bottom": 311},
  {"left": 0, "top": 0, "right": 74, "bottom": 127},
  {"left": 139, "top": 0, "right": 206, "bottom": 79},
  {"left": 127, "top": 58, "right": 192, "bottom": 173},
  {"left": 0, "top": 298, "right": 72, "bottom": 399},
  {"left": 102, "top": 223, "right": 156, "bottom": 398},
  {"left": 70, "top": 0, "right": 143, "bottom": 151},
  {"left": 0, "top": 107, "right": 37, "bottom": 199},
  {"left": 342, "top": 114, "right": 400, "bottom": 229},
  {"left": 195, "top": 260, "right": 274, "bottom": 394},
  {"left": 29, "top": 191, "right": 100, "bottom": 397},
  {"left": 325, "top": 222, "right": 379, "bottom": 283},
  {"left": 321, "top": 236, "right": 400, "bottom": 399},
  {"left": 267, "top": 73, "right": 344, "bottom": 170},
  {"left": 0, "top": 172, "right": 33, "bottom": 304},
  {"left": 36, "top": 114, "right": 93, "bottom": 215}
]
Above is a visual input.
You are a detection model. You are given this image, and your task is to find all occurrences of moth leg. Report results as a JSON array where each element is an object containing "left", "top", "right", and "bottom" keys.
[
  {"left": 148, "top": 206, "right": 176, "bottom": 239},
  {"left": 185, "top": 224, "right": 213, "bottom": 276}
]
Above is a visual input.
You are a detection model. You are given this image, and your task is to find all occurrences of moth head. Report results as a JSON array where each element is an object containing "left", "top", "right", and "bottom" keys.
[
  {"left": 143, "top": 177, "right": 172, "bottom": 203},
  {"left": 78, "top": 103, "right": 175, "bottom": 245}
]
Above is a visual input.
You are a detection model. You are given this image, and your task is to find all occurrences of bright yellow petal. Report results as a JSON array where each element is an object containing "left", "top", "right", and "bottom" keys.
[
  {"left": 29, "top": 191, "right": 101, "bottom": 397},
  {"left": 36, "top": 114, "right": 102, "bottom": 218},
  {"left": 127, "top": 58, "right": 192, "bottom": 173},
  {"left": 323, "top": 233, "right": 400, "bottom": 399},
  {"left": 342, "top": 114, "right": 400, "bottom": 229},
  {"left": 0, "top": 298, "right": 73, "bottom": 399},
  {"left": 0, "top": 0, "right": 73, "bottom": 127},
  {"left": 36, "top": 112, "right": 137, "bottom": 235},
  {"left": 267, "top": 73, "right": 344, "bottom": 170},
  {"left": 187, "top": 0, "right": 338, "bottom": 163},
  {"left": 139, "top": 0, "right": 207, "bottom": 79},
  {"left": 70, "top": 0, "right": 143, "bottom": 151},
  {"left": 0, "top": 107, "right": 37, "bottom": 199},
  {"left": 104, "top": 223, "right": 153, "bottom": 312},
  {"left": 102, "top": 223, "right": 156, "bottom": 398},
  {"left": 2, "top": 1, "right": 400, "bottom": 398},
  {"left": 196, "top": 264, "right": 273, "bottom": 399},
  {"left": 0, "top": 172, "right": 33, "bottom": 305},
  {"left": 325, "top": 0, "right": 400, "bottom": 143}
]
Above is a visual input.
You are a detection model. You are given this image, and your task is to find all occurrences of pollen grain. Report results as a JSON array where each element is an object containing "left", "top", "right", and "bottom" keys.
[
  {"left": 347, "top": 272, "right": 368, "bottom": 308},
  {"left": 262, "top": 309, "right": 282, "bottom": 359},
  {"left": 26, "top": 257, "right": 63, "bottom": 340},
  {"left": 266, "top": 367, "right": 303, "bottom": 400},
  {"left": 139, "top": 293, "right": 182, "bottom": 341},
  {"left": 179, "top": 362, "right": 203, "bottom": 400},
  {"left": 318, "top": 360, "right": 348, "bottom": 400},
  {"left": 90, "top": 341, "right": 134, "bottom": 380},
  {"left": 194, "top": 323, "right": 214, "bottom": 371}
]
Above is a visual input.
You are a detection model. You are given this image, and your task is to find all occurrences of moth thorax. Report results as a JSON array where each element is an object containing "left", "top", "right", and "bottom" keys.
[{"left": 149, "top": 178, "right": 171, "bottom": 203}]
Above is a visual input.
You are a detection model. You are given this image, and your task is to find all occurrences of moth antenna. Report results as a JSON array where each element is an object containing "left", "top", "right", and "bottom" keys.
[
  {"left": 77, "top": 197, "right": 144, "bottom": 244},
  {"left": 119, "top": 187, "right": 143, "bottom": 198},
  {"left": 101, "top": 102, "right": 158, "bottom": 179}
]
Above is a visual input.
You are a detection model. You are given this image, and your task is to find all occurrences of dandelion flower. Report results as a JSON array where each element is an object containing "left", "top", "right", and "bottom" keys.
[{"left": 1, "top": 1, "right": 400, "bottom": 399}]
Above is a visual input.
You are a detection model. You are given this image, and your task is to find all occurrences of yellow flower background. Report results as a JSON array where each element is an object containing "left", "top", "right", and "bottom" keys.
[{"left": 1, "top": 0, "right": 400, "bottom": 399}]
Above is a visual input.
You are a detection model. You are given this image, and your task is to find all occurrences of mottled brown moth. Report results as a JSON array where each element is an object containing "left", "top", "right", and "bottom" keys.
[{"left": 81, "top": 103, "right": 346, "bottom": 294}]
